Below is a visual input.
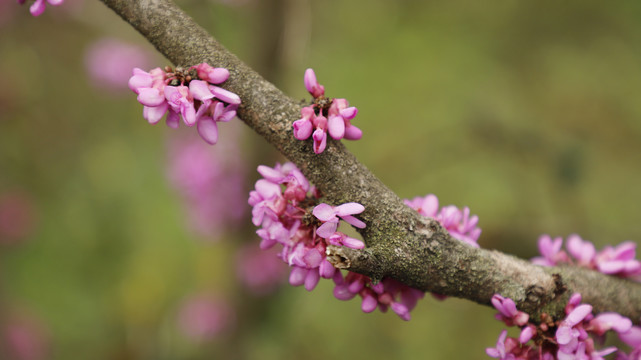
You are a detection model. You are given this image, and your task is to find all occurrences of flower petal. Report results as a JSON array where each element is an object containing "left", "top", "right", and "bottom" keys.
[
  {"left": 197, "top": 117, "right": 218, "bottom": 145},
  {"left": 209, "top": 86, "right": 241, "bottom": 105}
]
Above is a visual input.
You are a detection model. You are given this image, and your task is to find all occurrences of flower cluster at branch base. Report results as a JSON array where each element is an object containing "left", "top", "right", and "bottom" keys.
[
  {"left": 292, "top": 69, "right": 361, "bottom": 154},
  {"left": 532, "top": 234, "right": 641, "bottom": 282},
  {"left": 486, "top": 293, "right": 641, "bottom": 360},
  {"left": 248, "top": 162, "right": 424, "bottom": 320},
  {"left": 404, "top": 194, "right": 482, "bottom": 247},
  {"left": 129, "top": 63, "right": 240, "bottom": 145},
  {"left": 18, "top": 0, "right": 63, "bottom": 16}
]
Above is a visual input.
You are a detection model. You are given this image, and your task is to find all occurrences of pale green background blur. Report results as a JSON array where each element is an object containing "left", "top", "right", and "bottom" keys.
[{"left": 1, "top": 0, "right": 641, "bottom": 359}]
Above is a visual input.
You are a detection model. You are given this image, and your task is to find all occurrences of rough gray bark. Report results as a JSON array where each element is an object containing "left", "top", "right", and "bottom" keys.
[{"left": 99, "top": 0, "right": 641, "bottom": 322}]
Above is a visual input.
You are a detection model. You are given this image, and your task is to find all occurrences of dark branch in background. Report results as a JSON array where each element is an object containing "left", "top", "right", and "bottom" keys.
[{"left": 99, "top": 0, "right": 641, "bottom": 322}]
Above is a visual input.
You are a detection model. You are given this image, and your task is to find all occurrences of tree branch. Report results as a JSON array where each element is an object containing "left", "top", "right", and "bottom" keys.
[{"left": 99, "top": 0, "right": 641, "bottom": 322}]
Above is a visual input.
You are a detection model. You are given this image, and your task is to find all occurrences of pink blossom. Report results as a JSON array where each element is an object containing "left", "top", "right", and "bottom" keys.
[
  {"left": 129, "top": 64, "right": 241, "bottom": 145},
  {"left": 249, "top": 162, "right": 423, "bottom": 320},
  {"left": 404, "top": 193, "right": 481, "bottom": 247},
  {"left": 491, "top": 294, "right": 529, "bottom": 327},
  {"left": 313, "top": 202, "right": 366, "bottom": 238},
  {"left": 293, "top": 68, "right": 361, "bottom": 153},
  {"left": 532, "top": 234, "right": 641, "bottom": 281},
  {"left": 293, "top": 106, "right": 315, "bottom": 140},
  {"left": 531, "top": 234, "right": 568, "bottom": 266},
  {"left": 304, "top": 68, "right": 325, "bottom": 98},
  {"left": 20, "top": 0, "right": 64, "bottom": 17},
  {"left": 328, "top": 98, "right": 361, "bottom": 140},
  {"left": 194, "top": 63, "right": 229, "bottom": 84},
  {"left": 487, "top": 292, "right": 636, "bottom": 359}
]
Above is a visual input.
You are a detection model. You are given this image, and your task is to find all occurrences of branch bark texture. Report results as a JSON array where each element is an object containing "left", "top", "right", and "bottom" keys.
[{"left": 99, "top": 0, "right": 641, "bottom": 322}]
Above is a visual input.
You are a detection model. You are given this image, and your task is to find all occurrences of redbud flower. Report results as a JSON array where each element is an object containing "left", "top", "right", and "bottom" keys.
[
  {"left": 486, "top": 292, "right": 637, "bottom": 359},
  {"left": 491, "top": 294, "right": 529, "bottom": 327},
  {"left": 129, "top": 64, "right": 241, "bottom": 145},
  {"left": 531, "top": 234, "right": 568, "bottom": 266},
  {"left": 249, "top": 162, "right": 423, "bottom": 320},
  {"left": 404, "top": 194, "right": 482, "bottom": 247},
  {"left": 294, "top": 68, "right": 361, "bottom": 154},
  {"left": 531, "top": 234, "right": 641, "bottom": 281},
  {"left": 313, "top": 202, "right": 366, "bottom": 238},
  {"left": 304, "top": 68, "right": 325, "bottom": 98},
  {"left": 20, "top": 0, "right": 64, "bottom": 16}
]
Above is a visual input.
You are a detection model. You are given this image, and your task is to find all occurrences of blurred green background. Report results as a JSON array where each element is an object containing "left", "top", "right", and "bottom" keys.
[{"left": 2, "top": 0, "right": 641, "bottom": 359}]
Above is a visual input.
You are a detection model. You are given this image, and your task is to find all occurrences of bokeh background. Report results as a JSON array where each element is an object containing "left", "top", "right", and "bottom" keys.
[{"left": 2, "top": 0, "right": 641, "bottom": 359}]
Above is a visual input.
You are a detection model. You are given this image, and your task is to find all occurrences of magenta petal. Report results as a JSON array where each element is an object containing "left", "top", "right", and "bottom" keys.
[
  {"left": 189, "top": 80, "right": 214, "bottom": 101},
  {"left": 289, "top": 267, "right": 307, "bottom": 286},
  {"left": 255, "top": 179, "right": 281, "bottom": 199},
  {"left": 293, "top": 119, "right": 313, "bottom": 140},
  {"left": 335, "top": 203, "right": 365, "bottom": 216},
  {"left": 316, "top": 221, "right": 338, "bottom": 238},
  {"left": 197, "top": 117, "right": 218, "bottom": 145},
  {"left": 613, "top": 241, "right": 637, "bottom": 260},
  {"left": 519, "top": 326, "right": 534, "bottom": 344},
  {"left": 333, "top": 285, "right": 357, "bottom": 301},
  {"left": 619, "top": 326, "right": 641, "bottom": 347},
  {"left": 328, "top": 115, "right": 346, "bottom": 140},
  {"left": 339, "top": 107, "right": 358, "bottom": 120},
  {"left": 303, "top": 248, "right": 323, "bottom": 268},
  {"left": 209, "top": 86, "right": 241, "bottom": 105},
  {"left": 312, "top": 203, "right": 336, "bottom": 221},
  {"left": 342, "top": 236, "right": 365, "bottom": 249},
  {"left": 555, "top": 325, "right": 573, "bottom": 345},
  {"left": 166, "top": 110, "right": 180, "bottom": 129},
  {"left": 143, "top": 103, "right": 168, "bottom": 124},
  {"left": 137, "top": 88, "right": 165, "bottom": 107},
  {"left": 304, "top": 68, "right": 318, "bottom": 94},
  {"left": 347, "top": 279, "right": 364, "bottom": 293},
  {"left": 128, "top": 74, "right": 152, "bottom": 93},
  {"left": 207, "top": 68, "right": 230, "bottom": 84},
  {"left": 304, "top": 270, "right": 320, "bottom": 291},
  {"left": 361, "top": 294, "right": 378, "bottom": 313},
  {"left": 182, "top": 102, "right": 197, "bottom": 126},
  {"left": 312, "top": 128, "right": 327, "bottom": 154},
  {"left": 218, "top": 109, "right": 236, "bottom": 122},
  {"left": 319, "top": 260, "right": 336, "bottom": 279},
  {"left": 30, "top": 0, "right": 46, "bottom": 16},
  {"left": 598, "top": 261, "right": 625, "bottom": 274},
  {"left": 48, "top": 0, "right": 64, "bottom": 4},
  {"left": 340, "top": 215, "right": 366, "bottom": 229},
  {"left": 391, "top": 302, "right": 410, "bottom": 321},
  {"left": 257, "top": 165, "right": 283, "bottom": 183},
  {"left": 566, "top": 304, "right": 593, "bottom": 326},
  {"left": 344, "top": 125, "right": 363, "bottom": 140}
]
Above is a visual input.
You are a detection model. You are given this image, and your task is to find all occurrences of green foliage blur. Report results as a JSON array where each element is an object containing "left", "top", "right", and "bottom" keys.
[{"left": 1, "top": 0, "right": 641, "bottom": 359}]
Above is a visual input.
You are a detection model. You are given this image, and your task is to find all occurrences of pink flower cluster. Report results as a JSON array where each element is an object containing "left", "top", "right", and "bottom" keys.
[
  {"left": 129, "top": 63, "right": 240, "bottom": 145},
  {"left": 249, "top": 162, "right": 425, "bottom": 320},
  {"left": 292, "top": 69, "right": 361, "bottom": 154},
  {"left": 486, "top": 293, "right": 641, "bottom": 359},
  {"left": 333, "top": 273, "right": 425, "bottom": 321},
  {"left": 532, "top": 234, "right": 641, "bottom": 281},
  {"left": 18, "top": 0, "right": 63, "bottom": 16},
  {"left": 404, "top": 194, "right": 482, "bottom": 247}
]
